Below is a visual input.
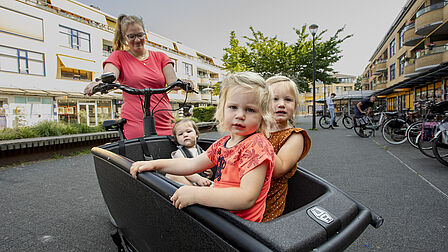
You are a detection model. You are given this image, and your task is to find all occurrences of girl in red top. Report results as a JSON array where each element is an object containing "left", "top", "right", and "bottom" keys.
[
  {"left": 130, "top": 72, "right": 275, "bottom": 222},
  {"left": 85, "top": 15, "right": 176, "bottom": 138}
]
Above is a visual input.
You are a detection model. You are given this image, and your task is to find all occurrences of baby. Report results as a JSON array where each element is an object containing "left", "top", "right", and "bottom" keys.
[{"left": 166, "top": 119, "right": 212, "bottom": 186}]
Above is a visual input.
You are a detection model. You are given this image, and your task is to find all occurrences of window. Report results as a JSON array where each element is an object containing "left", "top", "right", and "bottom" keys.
[
  {"left": 170, "top": 58, "right": 178, "bottom": 72},
  {"left": 390, "top": 63, "right": 396, "bottom": 80},
  {"left": 183, "top": 62, "right": 193, "bottom": 76},
  {"left": 399, "top": 27, "right": 405, "bottom": 49},
  {"left": 399, "top": 55, "right": 405, "bottom": 76},
  {"left": 59, "top": 25, "right": 91, "bottom": 52},
  {"left": 102, "top": 39, "right": 113, "bottom": 57},
  {"left": 390, "top": 39, "right": 396, "bottom": 57},
  {"left": 0, "top": 45, "right": 45, "bottom": 75},
  {"left": 60, "top": 68, "right": 91, "bottom": 81}
]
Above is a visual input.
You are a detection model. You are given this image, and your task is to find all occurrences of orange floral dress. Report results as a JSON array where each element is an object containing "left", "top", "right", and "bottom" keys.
[{"left": 262, "top": 128, "right": 311, "bottom": 222}]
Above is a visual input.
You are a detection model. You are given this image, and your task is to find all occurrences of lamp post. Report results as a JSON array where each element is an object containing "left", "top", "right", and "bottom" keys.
[{"left": 309, "top": 24, "right": 318, "bottom": 129}]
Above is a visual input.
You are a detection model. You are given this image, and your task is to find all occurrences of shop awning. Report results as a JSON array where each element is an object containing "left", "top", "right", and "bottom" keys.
[
  {"left": 57, "top": 55, "right": 97, "bottom": 72},
  {"left": 0, "top": 87, "right": 26, "bottom": 95}
]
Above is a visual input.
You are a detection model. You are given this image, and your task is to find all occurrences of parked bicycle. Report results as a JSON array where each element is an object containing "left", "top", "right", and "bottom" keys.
[
  {"left": 415, "top": 100, "right": 448, "bottom": 158},
  {"left": 319, "top": 106, "right": 353, "bottom": 129},
  {"left": 432, "top": 114, "right": 448, "bottom": 166},
  {"left": 353, "top": 106, "right": 408, "bottom": 144}
]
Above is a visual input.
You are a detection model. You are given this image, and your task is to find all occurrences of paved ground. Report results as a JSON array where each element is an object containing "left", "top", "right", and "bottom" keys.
[{"left": 1, "top": 116, "right": 447, "bottom": 251}]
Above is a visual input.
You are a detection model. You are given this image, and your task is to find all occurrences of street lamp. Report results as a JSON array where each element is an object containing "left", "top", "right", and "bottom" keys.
[{"left": 309, "top": 24, "right": 318, "bottom": 129}]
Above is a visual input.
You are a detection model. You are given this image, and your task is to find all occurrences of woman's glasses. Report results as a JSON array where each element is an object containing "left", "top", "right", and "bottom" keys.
[{"left": 126, "top": 32, "right": 145, "bottom": 40}]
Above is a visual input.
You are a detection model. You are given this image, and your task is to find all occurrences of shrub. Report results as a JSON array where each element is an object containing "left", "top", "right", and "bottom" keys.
[
  {"left": 33, "top": 121, "right": 62, "bottom": 137},
  {"left": 0, "top": 121, "right": 105, "bottom": 140},
  {"left": 193, "top": 106, "right": 216, "bottom": 122}
]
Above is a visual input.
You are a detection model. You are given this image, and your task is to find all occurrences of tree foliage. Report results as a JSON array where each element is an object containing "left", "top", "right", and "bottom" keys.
[
  {"left": 222, "top": 25, "right": 352, "bottom": 92},
  {"left": 354, "top": 76, "right": 363, "bottom": 91}
]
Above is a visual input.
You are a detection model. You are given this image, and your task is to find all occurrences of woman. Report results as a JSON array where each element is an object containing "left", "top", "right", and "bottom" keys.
[{"left": 84, "top": 15, "right": 177, "bottom": 139}]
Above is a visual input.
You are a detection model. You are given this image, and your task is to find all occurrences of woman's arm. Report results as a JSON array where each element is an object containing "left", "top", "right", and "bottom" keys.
[
  {"left": 170, "top": 163, "right": 267, "bottom": 210},
  {"left": 84, "top": 63, "right": 120, "bottom": 95},
  {"left": 163, "top": 64, "right": 177, "bottom": 85},
  {"left": 272, "top": 133, "right": 305, "bottom": 178},
  {"left": 130, "top": 152, "right": 213, "bottom": 179}
]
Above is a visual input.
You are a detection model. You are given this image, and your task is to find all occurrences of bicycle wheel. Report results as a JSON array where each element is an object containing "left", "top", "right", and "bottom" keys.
[
  {"left": 432, "top": 132, "right": 448, "bottom": 166},
  {"left": 342, "top": 116, "right": 354, "bottom": 129},
  {"left": 354, "top": 125, "right": 373, "bottom": 138},
  {"left": 416, "top": 134, "right": 435, "bottom": 158},
  {"left": 382, "top": 118, "right": 408, "bottom": 145},
  {"left": 406, "top": 122, "right": 422, "bottom": 149},
  {"left": 319, "top": 116, "right": 331, "bottom": 129}
]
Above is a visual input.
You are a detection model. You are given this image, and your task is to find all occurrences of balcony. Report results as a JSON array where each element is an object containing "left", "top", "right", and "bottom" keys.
[
  {"left": 403, "top": 23, "right": 424, "bottom": 46},
  {"left": 361, "top": 78, "right": 369, "bottom": 86},
  {"left": 415, "top": 45, "right": 448, "bottom": 71},
  {"left": 374, "top": 81, "right": 387, "bottom": 90},
  {"left": 198, "top": 77, "right": 211, "bottom": 85},
  {"left": 373, "top": 60, "right": 387, "bottom": 74},
  {"left": 403, "top": 60, "right": 418, "bottom": 77},
  {"left": 415, "top": 1, "right": 447, "bottom": 35}
]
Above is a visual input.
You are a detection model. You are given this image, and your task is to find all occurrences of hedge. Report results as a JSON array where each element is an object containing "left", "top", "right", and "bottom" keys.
[{"left": 192, "top": 106, "right": 216, "bottom": 122}]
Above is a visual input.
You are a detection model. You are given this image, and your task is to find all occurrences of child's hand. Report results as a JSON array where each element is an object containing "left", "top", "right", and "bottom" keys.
[
  {"left": 170, "top": 186, "right": 198, "bottom": 209},
  {"left": 203, "top": 169, "right": 213, "bottom": 179},
  {"left": 130, "top": 161, "right": 155, "bottom": 179},
  {"left": 196, "top": 176, "right": 212, "bottom": 187}
]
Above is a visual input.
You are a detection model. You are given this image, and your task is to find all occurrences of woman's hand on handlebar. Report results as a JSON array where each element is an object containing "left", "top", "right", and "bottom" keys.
[{"left": 84, "top": 81, "right": 99, "bottom": 96}]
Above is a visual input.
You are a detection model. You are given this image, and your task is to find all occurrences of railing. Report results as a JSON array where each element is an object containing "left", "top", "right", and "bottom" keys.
[
  {"left": 416, "top": 45, "right": 448, "bottom": 59},
  {"left": 373, "top": 59, "right": 387, "bottom": 67},
  {"left": 402, "top": 23, "right": 415, "bottom": 33},
  {"left": 416, "top": 1, "right": 448, "bottom": 18}
]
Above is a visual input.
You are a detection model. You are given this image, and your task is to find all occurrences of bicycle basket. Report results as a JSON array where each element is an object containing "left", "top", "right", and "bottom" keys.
[
  {"left": 429, "top": 100, "right": 448, "bottom": 114},
  {"left": 422, "top": 122, "right": 438, "bottom": 141},
  {"left": 387, "top": 119, "right": 404, "bottom": 129}
]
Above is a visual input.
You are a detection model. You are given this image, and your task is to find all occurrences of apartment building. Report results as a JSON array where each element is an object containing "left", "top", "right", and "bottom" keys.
[
  {"left": 361, "top": 0, "right": 448, "bottom": 111},
  {"left": 298, "top": 74, "right": 358, "bottom": 115},
  {"left": 0, "top": 0, "right": 225, "bottom": 129}
]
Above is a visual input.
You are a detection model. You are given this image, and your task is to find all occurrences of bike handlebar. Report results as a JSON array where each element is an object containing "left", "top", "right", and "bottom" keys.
[{"left": 92, "top": 79, "right": 197, "bottom": 96}]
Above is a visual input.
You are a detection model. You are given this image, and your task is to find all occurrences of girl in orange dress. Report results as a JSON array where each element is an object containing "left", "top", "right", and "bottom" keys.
[{"left": 262, "top": 76, "right": 311, "bottom": 222}]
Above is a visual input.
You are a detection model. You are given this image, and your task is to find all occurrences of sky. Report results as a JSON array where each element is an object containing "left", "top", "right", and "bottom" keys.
[{"left": 78, "top": 0, "right": 408, "bottom": 76}]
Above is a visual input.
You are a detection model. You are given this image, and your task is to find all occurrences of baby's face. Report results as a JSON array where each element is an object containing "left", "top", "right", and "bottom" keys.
[{"left": 175, "top": 122, "right": 198, "bottom": 148}]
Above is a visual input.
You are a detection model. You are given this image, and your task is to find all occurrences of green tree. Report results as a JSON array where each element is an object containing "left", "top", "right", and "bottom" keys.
[
  {"left": 354, "top": 76, "right": 363, "bottom": 90},
  {"left": 222, "top": 25, "right": 352, "bottom": 92}
]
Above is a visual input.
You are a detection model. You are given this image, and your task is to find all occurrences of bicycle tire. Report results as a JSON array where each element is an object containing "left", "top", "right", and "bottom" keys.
[
  {"left": 354, "top": 125, "right": 373, "bottom": 138},
  {"left": 342, "top": 116, "right": 354, "bottom": 129},
  {"left": 406, "top": 122, "right": 422, "bottom": 149},
  {"left": 416, "top": 133, "right": 435, "bottom": 158},
  {"left": 382, "top": 118, "right": 408, "bottom": 145},
  {"left": 319, "top": 116, "right": 331, "bottom": 129},
  {"left": 432, "top": 132, "right": 448, "bottom": 166}
]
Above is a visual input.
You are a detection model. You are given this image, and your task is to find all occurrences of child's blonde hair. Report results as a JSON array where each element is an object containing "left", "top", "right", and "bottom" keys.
[
  {"left": 214, "top": 72, "right": 273, "bottom": 137},
  {"left": 172, "top": 119, "right": 199, "bottom": 143},
  {"left": 266, "top": 76, "right": 300, "bottom": 126}
]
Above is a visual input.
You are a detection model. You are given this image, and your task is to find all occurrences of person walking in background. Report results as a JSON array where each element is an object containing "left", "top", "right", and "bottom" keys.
[
  {"left": 327, "top": 93, "right": 337, "bottom": 129},
  {"left": 84, "top": 15, "right": 177, "bottom": 139}
]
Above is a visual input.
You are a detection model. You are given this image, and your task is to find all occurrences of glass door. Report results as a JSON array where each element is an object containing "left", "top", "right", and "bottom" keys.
[{"left": 78, "top": 103, "right": 97, "bottom": 126}]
